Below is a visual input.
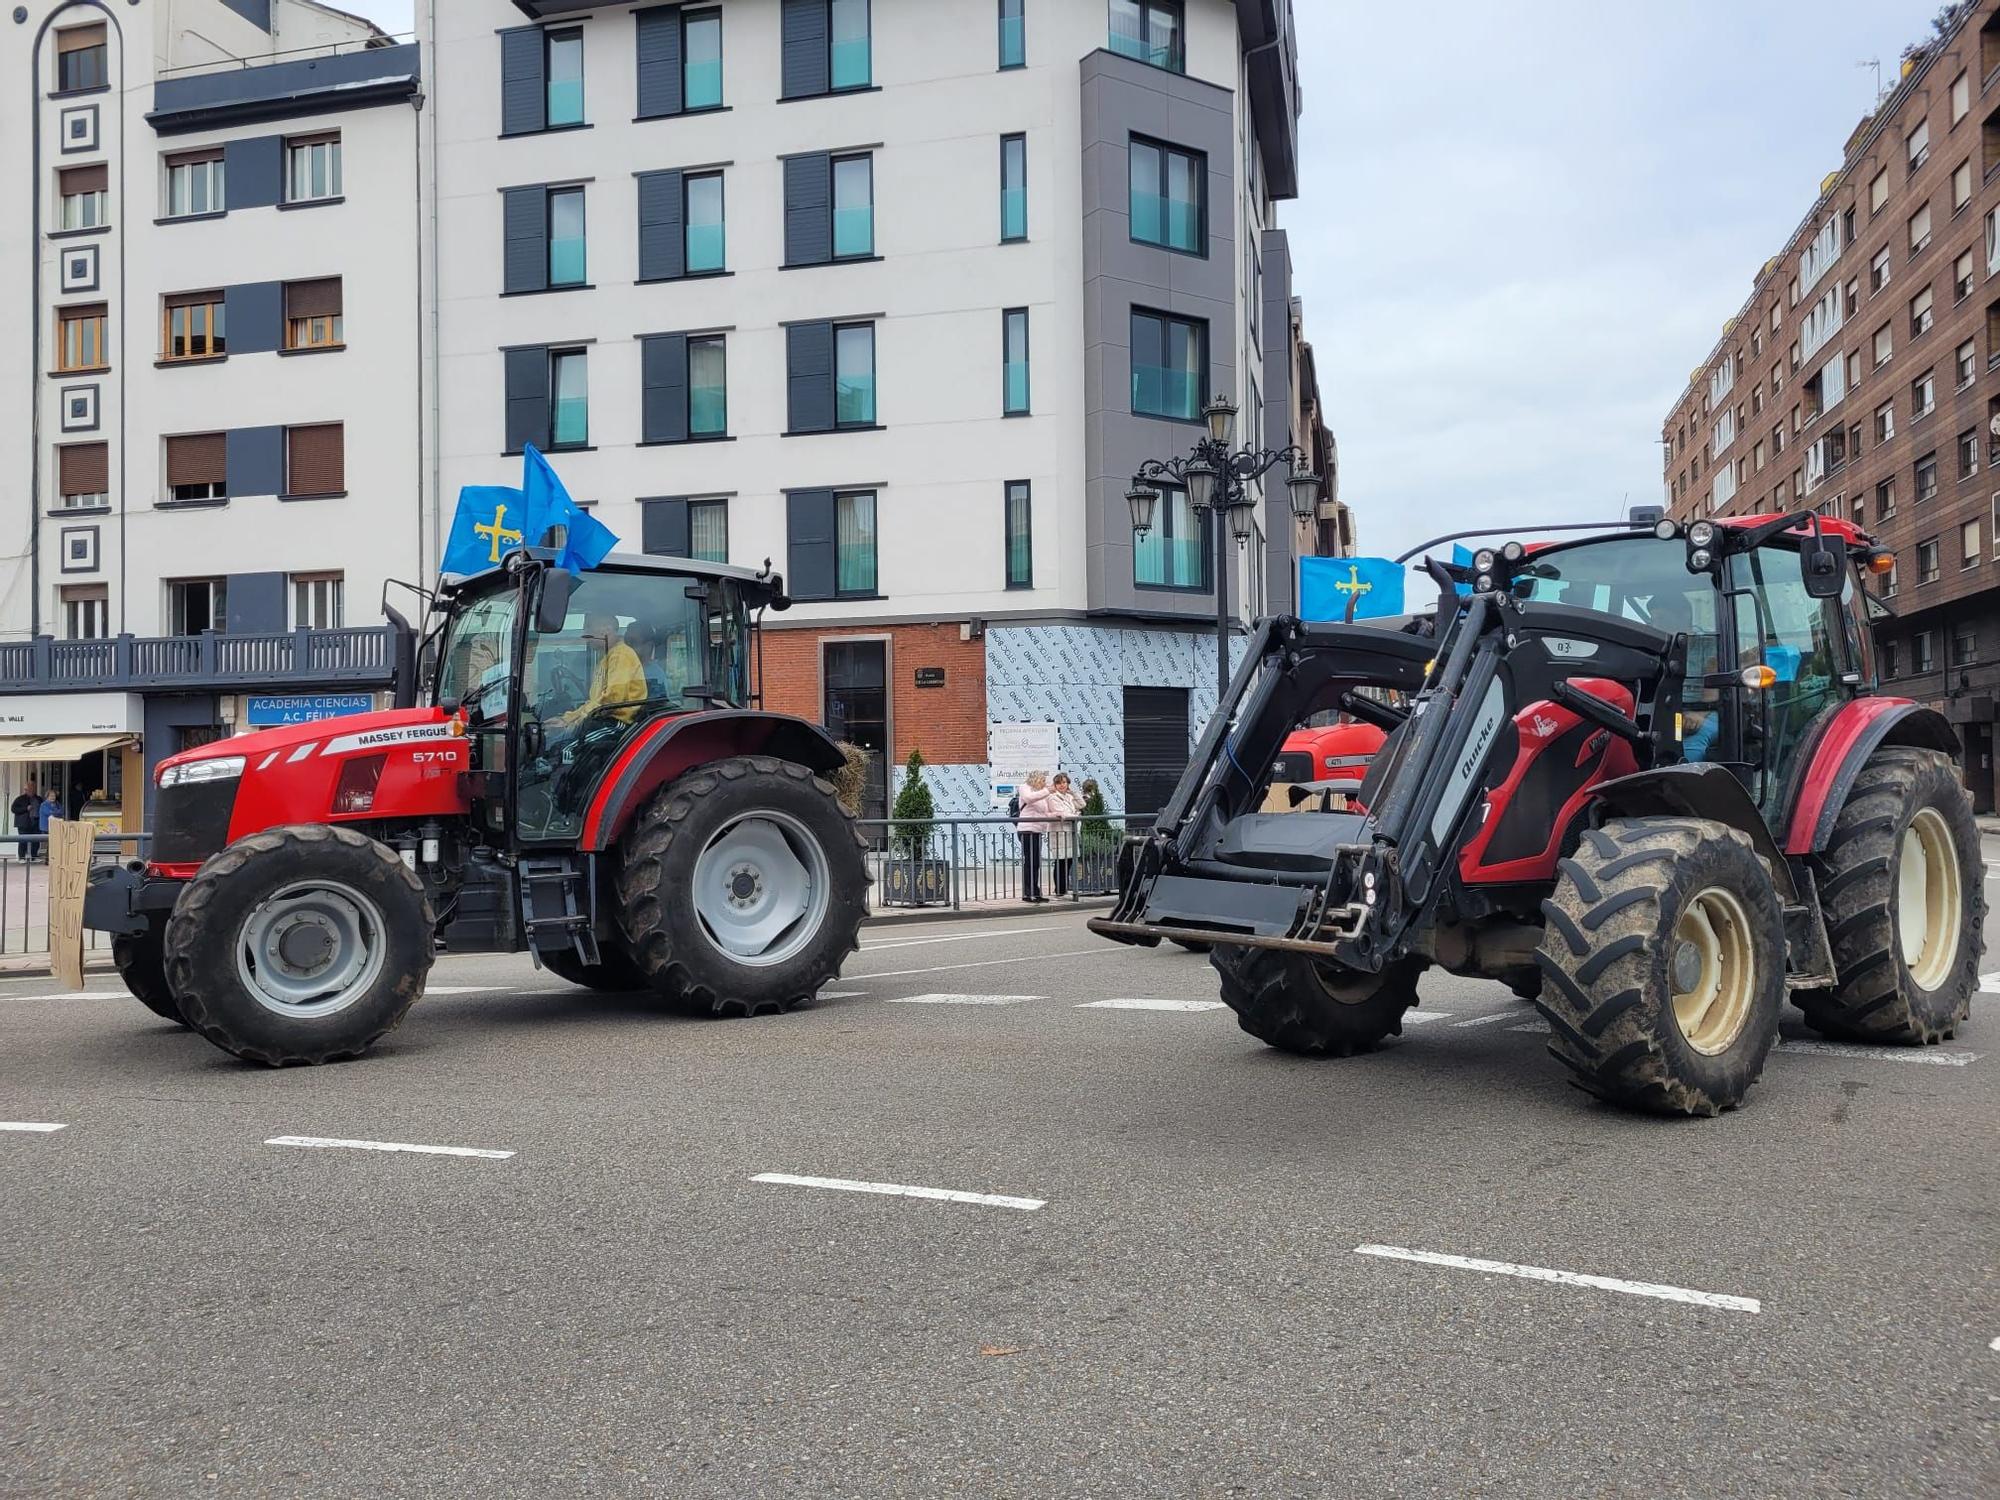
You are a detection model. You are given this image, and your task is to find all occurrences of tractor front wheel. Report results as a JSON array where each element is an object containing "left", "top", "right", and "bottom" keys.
[
  {"left": 163, "top": 825, "right": 435, "bottom": 1065},
  {"left": 1802, "top": 747, "right": 1983, "bottom": 1043},
  {"left": 617, "top": 756, "right": 868, "bottom": 1016},
  {"left": 1211, "top": 945, "right": 1422, "bottom": 1055},
  {"left": 114, "top": 924, "right": 185, "bottom": 1027},
  {"left": 1536, "top": 818, "right": 1784, "bottom": 1116}
]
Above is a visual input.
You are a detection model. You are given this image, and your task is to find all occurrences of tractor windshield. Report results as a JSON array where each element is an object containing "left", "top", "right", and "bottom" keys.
[
  {"left": 435, "top": 589, "right": 519, "bottom": 722},
  {"left": 1511, "top": 536, "right": 1718, "bottom": 639}
]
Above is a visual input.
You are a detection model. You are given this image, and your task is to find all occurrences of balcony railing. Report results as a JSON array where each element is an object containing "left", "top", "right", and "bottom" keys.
[{"left": 0, "top": 627, "right": 398, "bottom": 695}]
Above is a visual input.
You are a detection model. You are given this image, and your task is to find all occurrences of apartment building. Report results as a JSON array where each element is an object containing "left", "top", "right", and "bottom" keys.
[
  {"left": 0, "top": 0, "right": 423, "bottom": 827},
  {"left": 424, "top": 0, "right": 1313, "bottom": 817},
  {"left": 1664, "top": 0, "right": 2000, "bottom": 809}
]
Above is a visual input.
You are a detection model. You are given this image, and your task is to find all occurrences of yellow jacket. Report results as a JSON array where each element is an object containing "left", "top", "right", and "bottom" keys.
[{"left": 556, "top": 641, "right": 647, "bottom": 728}]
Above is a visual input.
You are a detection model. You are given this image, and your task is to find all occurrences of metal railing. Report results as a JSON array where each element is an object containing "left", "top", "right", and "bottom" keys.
[
  {"left": 0, "top": 627, "right": 396, "bottom": 694},
  {"left": 853, "top": 814, "right": 1156, "bottom": 912},
  {"left": 0, "top": 834, "right": 149, "bottom": 959}
]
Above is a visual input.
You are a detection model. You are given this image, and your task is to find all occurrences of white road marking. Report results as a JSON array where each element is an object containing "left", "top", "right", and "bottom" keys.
[
  {"left": 859, "top": 926, "right": 1059, "bottom": 951},
  {"left": 1979, "top": 972, "right": 2000, "bottom": 994},
  {"left": 816, "top": 990, "right": 867, "bottom": 999},
  {"left": 0, "top": 990, "right": 124, "bottom": 1002},
  {"left": 888, "top": 993, "right": 1042, "bottom": 1006},
  {"left": 1354, "top": 1244, "right": 1760, "bottom": 1313},
  {"left": 855, "top": 947, "right": 1117, "bottom": 981},
  {"left": 266, "top": 1135, "right": 514, "bottom": 1160},
  {"left": 1078, "top": 998, "right": 1227, "bottom": 1012},
  {"left": 1451, "top": 1012, "right": 1514, "bottom": 1029},
  {"left": 1990, "top": 1335, "right": 2000, "bottom": 1353},
  {"left": 1400, "top": 1010, "right": 1450, "bottom": 1025},
  {"left": 1, "top": 1122, "right": 67, "bottom": 1133},
  {"left": 423, "top": 986, "right": 517, "bottom": 996},
  {"left": 1775, "top": 1040, "right": 1980, "bottom": 1066},
  {"left": 752, "top": 1172, "right": 1043, "bottom": 1211},
  {"left": 1510, "top": 1019, "right": 1553, "bottom": 1033}
]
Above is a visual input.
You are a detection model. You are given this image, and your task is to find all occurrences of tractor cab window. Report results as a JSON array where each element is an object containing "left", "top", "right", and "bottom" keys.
[
  {"left": 1729, "top": 545, "right": 1849, "bottom": 816},
  {"left": 436, "top": 592, "right": 518, "bottom": 723},
  {"left": 516, "top": 566, "right": 752, "bottom": 842}
]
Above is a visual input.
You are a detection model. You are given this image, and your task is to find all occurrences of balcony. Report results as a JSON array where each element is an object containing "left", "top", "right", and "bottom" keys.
[
  {"left": 149, "top": 40, "right": 419, "bottom": 136},
  {"left": 0, "top": 627, "right": 398, "bottom": 695}
]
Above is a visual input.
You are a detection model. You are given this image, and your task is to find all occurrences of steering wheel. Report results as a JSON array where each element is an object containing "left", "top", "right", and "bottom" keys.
[{"left": 547, "top": 662, "right": 588, "bottom": 713}]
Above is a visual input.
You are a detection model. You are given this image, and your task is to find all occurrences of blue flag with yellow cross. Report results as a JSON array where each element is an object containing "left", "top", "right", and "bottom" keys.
[{"left": 1299, "top": 556, "right": 1406, "bottom": 621}]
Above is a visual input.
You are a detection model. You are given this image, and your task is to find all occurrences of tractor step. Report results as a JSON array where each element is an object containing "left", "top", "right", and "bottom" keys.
[{"left": 519, "top": 856, "right": 602, "bottom": 967}]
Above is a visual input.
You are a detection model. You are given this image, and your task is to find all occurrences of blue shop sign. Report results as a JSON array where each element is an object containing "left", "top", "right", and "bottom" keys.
[{"left": 245, "top": 693, "right": 377, "bottom": 726}]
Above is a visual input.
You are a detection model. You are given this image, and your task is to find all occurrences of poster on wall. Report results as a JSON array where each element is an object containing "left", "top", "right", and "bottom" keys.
[{"left": 988, "top": 722, "right": 1060, "bottom": 809}]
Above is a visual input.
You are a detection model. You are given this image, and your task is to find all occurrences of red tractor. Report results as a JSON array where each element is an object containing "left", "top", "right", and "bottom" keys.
[
  {"left": 1264, "top": 717, "right": 1388, "bottom": 812},
  {"left": 1094, "top": 511, "right": 1986, "bottom": 1116},
  {"left": 84, "top": 551, "right": 869, "bottom": 1065}
]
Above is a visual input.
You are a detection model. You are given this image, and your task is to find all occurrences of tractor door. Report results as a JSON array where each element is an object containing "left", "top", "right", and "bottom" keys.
[{"left": 1724, "top": 546, "right": 1856, "bottom": 821}]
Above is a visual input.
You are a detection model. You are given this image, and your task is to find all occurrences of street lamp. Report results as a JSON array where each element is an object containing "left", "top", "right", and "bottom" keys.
[{"left": 1130, "top": 411, "right": 1321, "bottom": 701}]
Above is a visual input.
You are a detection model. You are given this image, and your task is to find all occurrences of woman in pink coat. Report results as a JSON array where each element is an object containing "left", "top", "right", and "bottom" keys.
[{"left": 1015, "top": 771, "right": 1058, "bottom": 903}]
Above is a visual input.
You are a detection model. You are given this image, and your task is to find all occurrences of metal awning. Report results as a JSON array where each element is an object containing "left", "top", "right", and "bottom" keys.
[{"left": 0, "top": 733, "right": 135, "bottom": 763}]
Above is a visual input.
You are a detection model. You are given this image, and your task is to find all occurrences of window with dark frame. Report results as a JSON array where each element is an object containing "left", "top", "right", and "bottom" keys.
[
  {"left": 1109, "top": 0, "right": 1184, "bottom": 73},
  {"left": 1960, "top": 427, "right": 1980, "bottom": 480},
  {"left": 1917, "top": 450, "right": 1939, "bottom": 503},
  {"left": 1003, "top": 308, "right": 1029, "bottom": 415},
  {"left": 1133, "top": 482, "right": 1208, "bottom": 590},
  {"left": 1000, "top": 133, "right": 1027, "bottom": 242},
  {"left": 833, "top": 152, "right": 873, "bottom": 259},
  {"left": 833, "top": 490, "right": 876, "bottom": 595},
  {"left": 780, "top": 0, "right": 871, "bottom": 99},
  {"left": 54, "top": 24, "right": 106, "bottom": 94},
  {"left": 551, "top": 348, "right": 588, "bottom": 448},
  {"left": 643, "top": 496, "right": 729, "bottom": 563},
  {"left": 1130, "top": 136, "right": 1205, "bottom": 253},
  {"left": 549, "top": 185, "right": 586, "bottom": 285},
  {"left": 1004, "top": 479, "right": 1031, "bottom": 587},
  {"left": 546, "top": 27, "right": 584, "bottom": 126},
  {"left": 834, "top": 323, "right": 875, "bottom": 427},
  {"left": 998, "top": 0, "right": 1025, "bottom": 68},
  {"left": 683, "top": 8, "right": 722, "bottom": 110},
  {"left": 1919, "top": 536, "right": 1940, "bottom": 584},
  {"left": 167, "top": 578, "right": 227, "bottom": 636},
  {"left": 685, "top": 171, "right": 725, "bottom": 273},
  {"left": 1130, "top": 308, "right": 1205, "bottom": 420}
]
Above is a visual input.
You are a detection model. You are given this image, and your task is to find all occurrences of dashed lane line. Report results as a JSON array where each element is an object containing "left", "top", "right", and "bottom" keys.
[
  {"left": 888, "top": 993, "right": 1043, "bottom": 1006},
  {"left": 859, "top": 927, "right": 1061, "bottom": 951},
  {"left": 1509, "top": 1019, "right": 1553, "bottom": 1033},
  {"left": 752, "top": 1172, "right": 1044, "bottom": 1211},
  {"left": 817, "top": 990, "right": 867, "bottom": 999},
  {"left": 1401, "top": 1011, "right": 1451, "bottom": 1025},
  {"left": 852, "top": 947, "right": 1118, "bottom": 981},
  {"left": 1450, "top": 1012, "right": 1515, "bottom": 1029},
  {"left": 1775, "top": 1039, "right": 1980, "bottom": 1066},
  {"left": 1079, "top": 998, "right": 1227, "bottom": 1012},
  {"left": 1354, "top": 1243, "right": 1760, "bottom": 1313},
  {"left": 424, "top": 986, "right": 517, "bottom": 996},
  {"left": 266, "top": 1135, "right": 515, "bottom": 1160},
  {"left": 1, "top": 1122, "right": 67, "bottom": 1133},
  {"left": 0, "top": 990, "right": 124, "bottom": 1002}
]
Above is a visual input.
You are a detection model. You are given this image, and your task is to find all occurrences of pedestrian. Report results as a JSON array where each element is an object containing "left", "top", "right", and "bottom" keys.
[
  {"left": 1045, "top": 772, "right": 1084, "bottom": 898},
  {"left": 1015, "top": 770, "right": 1057, "bottom": 903},
  {"left": 38, "top": 788, "right": 61, "bottom": 848},
  {"left": 10, "top": 779, "right": 38, "bottom": 861}
]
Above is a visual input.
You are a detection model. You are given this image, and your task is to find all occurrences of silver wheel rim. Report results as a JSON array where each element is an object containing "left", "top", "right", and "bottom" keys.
[
  {"left": 692, "top": 810, "right": 831, "bottom": 968},
  {"left": 235, "top": 879, "right": 388, "bottom": 1019},
  {"left": 1897, "top": 807, "right": 1962, "bottom": 992}
]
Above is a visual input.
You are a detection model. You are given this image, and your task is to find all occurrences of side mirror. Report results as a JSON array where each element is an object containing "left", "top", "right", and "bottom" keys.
[
  {"left": 1798, "top": 530, "right": 1845, "bottom": 599},
  {"left": 534, "top": 568, "right": 573, "bottom": 634}
]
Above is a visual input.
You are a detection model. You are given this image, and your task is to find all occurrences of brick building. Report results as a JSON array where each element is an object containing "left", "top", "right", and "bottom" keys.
[{"left": 1664, "top": 0, "right": 2000, "bottom": 809}]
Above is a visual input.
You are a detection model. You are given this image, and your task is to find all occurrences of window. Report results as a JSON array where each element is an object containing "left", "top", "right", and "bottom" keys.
[
  {"left": 1915, "top": 629, "right": 1934, "bottom": 672},
  {"left": 285, "top": 133, "right": 341, "bottom": 204},
  {"left": 1134, "top": 483, "right": 1207, "bottom": 589},
  {"left": 1846, "top": 349, "right": 1862, "bottom": 392},
  {"left": 162, "top": 291, "right": 225, "bottom": 361},
  {"left": 828, "top": 0, "right": 870, "bottom": 89},
  {"left": 1000, "top": 133, "right": 1027, "bottom": 242},
  {"left": 1870, "top": 168, "right": 1889, "bottom": 215},
  {"left": 1110, "top": 0, "right": 1183, "bottom": 72},
  {"left": 779, "top": 0, "right": 869, "bottom": 98},
  {"left": 551, "top": 349, "right": 588, "bottom": 447},
  {"left": 1753, "top": 439, "right": 1766, "bottom": 472},
  {"left": 54, "top": 24, "right": 105, "bottom": 94},
  {"left": 55, "top": 442, "right": 107, "bottom": 510},
  {"left": 1954, "top": 158, "right": 1974, "bottom": 212},
  {"left": 1871, "top": 246, "right": 1892, "bottom": 293},
  {"left": 684, "top": 172, "right": 725, "bottom": 273},
  {"left": 689, "top": 499, "right": 729, "bottom": 563},
  {"left": 1919, "top": 537, "right": 1941, "bottom": 584},
  {"left": 506, "top": 183, "right": 593, "bottom": 293},
  {"left": 163, "top": 150, "right": 223, "bottom": 219},
  {"left": 688, "top": 335, "right": 727, "bottom": 437},
  {"left": 835, "top": 323, "right": 875, "bottom": 427},
  {"left": 1965, "top": 520, "right": 1982, "bottom": 569},
  {"left": 1130, "top": 309, "right": 1205, "bottom": 420},
  {"left": 785, "top": 320, "right": 876, "bottom": 433},
  {"left": 57, "top": 303, "right": 107, "bottom": 372},
  {"left": 167, "top": 578, "right": 227, "bottom": 636},
  {"left": 999, "top": 0, "right": 1025, "bottom": 69},
  {"left": 545, "top": 27, "right": 584, "bottom": 126},
  {"left": 767, "top": 150, "right": 868, "bottom": 267},
  {"left": 1876, "top": 399, "right": 1896, "bottom": 443},
  {"left": 1910, "top": 118, "right": 1931, "bottom": 170},
  {"left": 291, "top": 573, "right": 345, "bottom": 629},
  {"left": 1003, "top": 307, "right": 1030, "bottom": 415},
  {"left": 1954, "top": 620, "right": 1977, "bottom": 667},
  {"left": 547, "top": 186, "right": 586, "bottom": 286},
  {"left": 683, "top": 9, "right": 723, "bottom": 110},
  {"left": 833, "top": 152, "right": 873, "bottom": 259},
  {"left": 1877, "top": 477, "right": 1896, "bottom": 521},
  {"left": 278, "top": 281, "right": 343, "bottom": 354},
  {"left": 1917, "top": 450, "right": 1939, "bottom": 503},
  {"left": 285, "top": 423, "right": 345, "bottom": 499},
  {"left": 165, "top": 433, "right": 226, "bottom": 503},
  {"left": 1874, "top": 322, "right": 1893, "bottom": 367},
  {"left": 1914, "top": 369, "right": 1936, "bottom": 417},
  {"left": 1005, "top": 480, "right": 1032, "bottom": 587},
  {"left": 636, "top": 7, "right": 724, "bottom": 117},
  {"left": 62, "top": 584, "right": 107, "bottom": 640},
  {"left": 787, "top": 490, "right": 876, "bottom": 599},
  {"left": 1130, "top": 136, "right": 1204, "bottom": 253},
  {"left": 1910, "top": 201, "right": 1932, "bottom": 256},
  {"left": 1959, "top": 338, "right": 1978, "bottom": 388},
  {"left": 1956, "top": 250, "right": 1975, "bottom": 302},
  {"left": 643, "top": 497, "right": 729, "bottom": 563},
  {"left": 58, "top": 164, "right": 106, "bottom": 230},
  {"left": 1954, "top": 70, "right": 1971, "bottom": 125},
  {"left": 642, "top": 333, "right": 727, "bottom": 443},
  {"left": 1883, "top": 638, "right": 1900, "bottom": 677},
  {"left": 1962, "top": 428, "right": 1981, "bottom": 480},
  {"left": 1912, "top": 284, "right": 1935, "bottom": 337}
]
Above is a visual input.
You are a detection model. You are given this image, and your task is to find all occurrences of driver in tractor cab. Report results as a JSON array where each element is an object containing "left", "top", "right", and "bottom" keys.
[
  {"left": 1641, "top": 590, "right": 1723, "bottom": 763},
  {"left": 548, "top": 612, "right": 647, "bottom": 739}
]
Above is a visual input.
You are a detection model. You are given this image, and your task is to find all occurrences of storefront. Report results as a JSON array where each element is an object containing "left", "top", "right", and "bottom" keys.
[{"left": 0, "top": 692, "right": 145, "bottom": 840}]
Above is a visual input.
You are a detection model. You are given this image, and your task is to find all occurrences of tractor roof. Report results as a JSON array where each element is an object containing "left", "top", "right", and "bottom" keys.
[
  {"left": 1714, "top": 512, "right": 1869, "bottom": 546},
  {"left": 442, "top": 548, "right": 791, "bottom": 607}
]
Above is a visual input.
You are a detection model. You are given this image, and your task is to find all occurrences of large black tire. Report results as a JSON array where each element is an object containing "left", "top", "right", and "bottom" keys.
[
  {"left": 616, "top": 755, "right": 868, "bottom": 1016},
  {"left": 1211, "top": 944, "right": 1422, "bottom": 1055},
  {"left": 164, "top": 825, "right": 436, "bottom": 1066},
  {"left": 1536, "top": 818, "right": 1784, "bottom": 1116},
  {"left": 1801, "top": 747, "right": 1983, "bottom": 1043},
  {"left": 114, "top": 925, "right": 186, "bottom": 1027},
  {"left": 540, "top": 942, "right": 648, "bottom": 992}
]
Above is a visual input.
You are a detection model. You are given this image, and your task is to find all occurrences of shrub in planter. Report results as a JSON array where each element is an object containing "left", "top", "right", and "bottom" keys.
[
  {"left": 1075, "top": 777, "right": 1121, "bottom": 895},
  {"left": 885, "top": 750, "right": 949, "bottom": 906}
]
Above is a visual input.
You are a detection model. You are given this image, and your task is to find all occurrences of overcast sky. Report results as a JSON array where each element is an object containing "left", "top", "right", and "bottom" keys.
[
  {"left": 334, "top": 1, "right": 1950, "bottom": 561},
  {"left": 1291, "top": 0, "right": 1951, "bottom": 560}
]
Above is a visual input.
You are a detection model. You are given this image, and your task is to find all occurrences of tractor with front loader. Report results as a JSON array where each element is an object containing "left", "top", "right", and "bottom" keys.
[
  {"left": 1092, "top": 511, "right": 1985, "bottom": 1115},
  {"left": 84, "top": 550, "right": 869, "bottom": 1065}
]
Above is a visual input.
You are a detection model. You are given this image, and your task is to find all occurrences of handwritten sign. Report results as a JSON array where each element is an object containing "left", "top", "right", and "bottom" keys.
[{"left": 47, "top": 818, "right": 94, "bottom": 991}]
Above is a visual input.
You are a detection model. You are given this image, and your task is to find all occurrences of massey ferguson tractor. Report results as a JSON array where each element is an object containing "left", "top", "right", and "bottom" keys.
[
  {"left": 1093, "top": 511, "right": 1986, "bottom": 1116},
  {"left": 83, "top": 550, "right": 869, "bottom": 1065}
]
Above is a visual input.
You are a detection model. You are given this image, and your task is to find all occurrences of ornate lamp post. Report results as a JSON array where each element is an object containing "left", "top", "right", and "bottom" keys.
[{"left": 1128, "top": 395, "right": 1322, "bottom": 700}]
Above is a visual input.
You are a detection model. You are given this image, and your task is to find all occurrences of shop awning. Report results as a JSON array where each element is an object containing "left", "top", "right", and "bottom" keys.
[{"left": 0, "top": 733, "right": 135, "bottom": 763}]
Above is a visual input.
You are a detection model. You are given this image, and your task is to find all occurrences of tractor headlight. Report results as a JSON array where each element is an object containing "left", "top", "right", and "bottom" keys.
[
  {"left": 158, "top": 755, "right": 245, "bottom": 789},
  {"left": 1688, "top": 520, "right": 1715, "bottom": 548},
  {"left": 1473, "top": 548, "right": 1498, "bottom": 572},
  {"left": 1501, "top": 540, "right": 1525, "bottom": 561},
  {"left": 1689, "top": 547, "right": 1713, "bottom": 570}
]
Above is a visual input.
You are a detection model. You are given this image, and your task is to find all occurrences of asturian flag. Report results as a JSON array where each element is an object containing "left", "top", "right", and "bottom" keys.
[{"left": 1300, "top": 556, "right": 1406, "bottom": 621}]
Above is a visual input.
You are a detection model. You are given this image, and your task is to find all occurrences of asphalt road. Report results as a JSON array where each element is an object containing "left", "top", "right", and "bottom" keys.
[{"left": 5, "top": 866, "right": 1999, "bottom": 1497}]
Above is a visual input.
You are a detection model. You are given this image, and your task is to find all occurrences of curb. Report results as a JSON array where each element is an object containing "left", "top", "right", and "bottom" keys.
[{"left": 864, "top": 897, "right": 1115, "bottom": 928}]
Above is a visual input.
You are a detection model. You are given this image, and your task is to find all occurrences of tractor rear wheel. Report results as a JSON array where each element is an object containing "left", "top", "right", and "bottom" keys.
[
  {"left": 114, "top": 925, "right": 185, "bottom": 1027},
  {"left": 1211, "top": 944, "right": 1421, "bottom": 1055},
  {"left": 1802, "top": 747, "right": 1983, "bottom": 1043},
  {"left": 164, "top": 825, "right": 435, "bottom": 1066},
  {"left": 1536, "top": 818, "right": 1784, "bottom": 1116},
  {"left": 540, "top": 943, "right": 648, "bottom": 993},
  {"left": 616, "top": 755, "right": 868, "bottom": 1016}
]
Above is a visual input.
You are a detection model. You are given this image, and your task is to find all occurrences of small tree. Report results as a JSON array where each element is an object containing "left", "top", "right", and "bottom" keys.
[
  {"left": 890, "top": 749, "right": 936, "bottom": 859},
  {"left": 1079, "top": 777, "right": 1114, "bottom": 851}
]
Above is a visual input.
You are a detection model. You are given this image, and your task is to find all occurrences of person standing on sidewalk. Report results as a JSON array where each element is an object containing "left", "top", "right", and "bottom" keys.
[
  {"left": 1015, "top": 771, "right": 1057, "bottom": 903},
  {"left": 11, "top": 780, "right": 38, "bottom": 861},
  {"left": 38, "top": 788, "right": 61, "bottom": 846},
  {"left": 1045, "top": 772, "right": 1084, "bottom": 899}
]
